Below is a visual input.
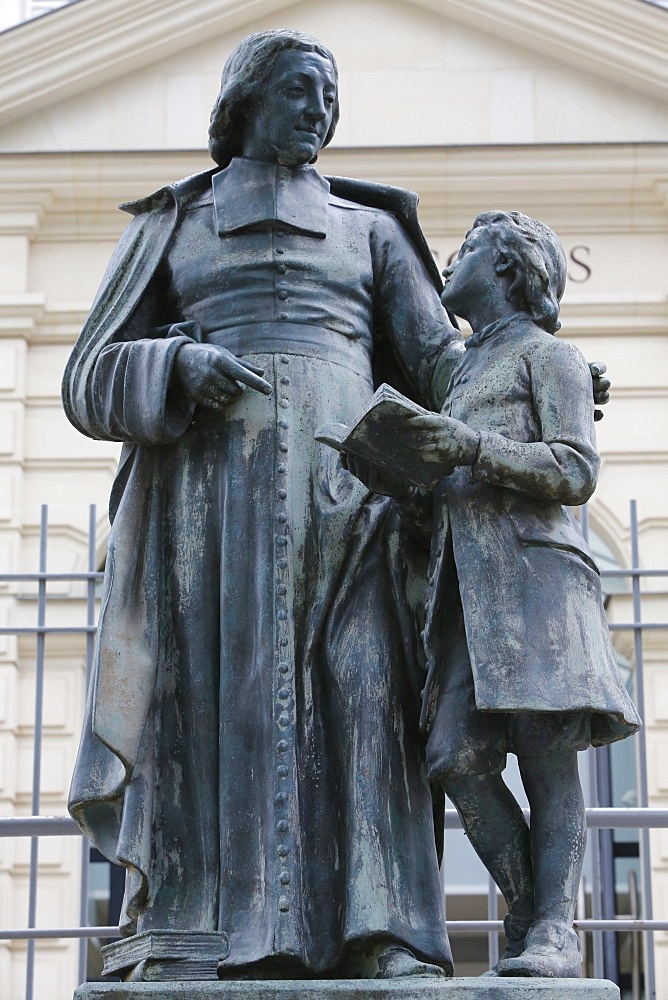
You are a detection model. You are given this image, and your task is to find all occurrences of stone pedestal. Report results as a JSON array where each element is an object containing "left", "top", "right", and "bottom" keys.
[{"left": 74, "top": 977, "right": 620, "bottom": 1000}]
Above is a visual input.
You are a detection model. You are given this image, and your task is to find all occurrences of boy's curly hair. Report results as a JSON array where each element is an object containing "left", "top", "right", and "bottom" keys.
[{"left": 471, "top": 211, "right": 567, "bottom": 333}]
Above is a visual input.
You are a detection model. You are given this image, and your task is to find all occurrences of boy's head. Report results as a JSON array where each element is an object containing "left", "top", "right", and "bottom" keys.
[{"left": 467, "top": 211, "right": 566, "bottom": 333}]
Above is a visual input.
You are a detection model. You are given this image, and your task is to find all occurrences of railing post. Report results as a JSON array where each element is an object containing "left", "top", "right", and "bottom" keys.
[
  {"left": 0, "top": 498, "right": 664, "bottom": 993},
  {"left": 76, "top": 505, "right": 97, "bottom": 986},
  {"left": 581, "top": 505, "right": 605, "bottom": 979},
  {"left": 630, "top": 499, "right": 656, "bottom": 1000},
  {"left": 25, "top": 505, "right": 48, "bottom": 1000},
  {"left": 486, "top": 874, "right": 499, "bottom": 969}
]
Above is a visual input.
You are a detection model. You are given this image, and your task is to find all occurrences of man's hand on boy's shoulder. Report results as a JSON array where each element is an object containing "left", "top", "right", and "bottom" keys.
[{"left": 589, "top": 361, "right": 610, "bottom": 422}]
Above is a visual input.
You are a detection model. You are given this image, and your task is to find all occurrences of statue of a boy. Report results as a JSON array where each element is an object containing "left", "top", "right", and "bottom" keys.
[{"left": 355, "top": 211, "right": 641, "bottom": 977}]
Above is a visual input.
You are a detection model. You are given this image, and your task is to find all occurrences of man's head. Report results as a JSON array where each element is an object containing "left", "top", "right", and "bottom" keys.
[
  {"left": 209, "top": 30, "right": 339, "bottom": 168},
  {"left": 469, "top": 211, "right": 567, "bottom": 333}
]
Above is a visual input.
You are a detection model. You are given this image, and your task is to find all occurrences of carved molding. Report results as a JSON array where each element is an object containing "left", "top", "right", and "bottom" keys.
[
  {"left": 1, "top": 145, "right": 668, "bottom": 230},
  {"left": 0, "top": 0, "right": 666, "bottom": 128},
  {"left": 411, "top": 0, "right": 668, "bottom": 101}
]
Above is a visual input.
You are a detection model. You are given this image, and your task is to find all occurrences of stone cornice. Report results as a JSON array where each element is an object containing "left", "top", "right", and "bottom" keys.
[
  {"left": 3, "top": 145, "right": 668, "bottom": 233},
  {"left": 0, "top": 0, "right": 667, "bottom": 129},
  {"left": 1, "top": 143, "right": 667, "bottom": 190},
  {"left": 411, "top": 0, "right": 668, "bottom": 102},
  {"left": 0, "top": 0, "right": 294, "bottom": 128}
]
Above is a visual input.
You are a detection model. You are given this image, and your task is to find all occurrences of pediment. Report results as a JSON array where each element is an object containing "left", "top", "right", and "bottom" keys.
[{"left": 1, "top": 0, "right": 667, "bottom": 152}]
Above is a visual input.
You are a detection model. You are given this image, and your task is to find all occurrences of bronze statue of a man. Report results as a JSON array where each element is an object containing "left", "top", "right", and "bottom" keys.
[{"left": 64, "top": 29, "right": 465, "bottom": 982}]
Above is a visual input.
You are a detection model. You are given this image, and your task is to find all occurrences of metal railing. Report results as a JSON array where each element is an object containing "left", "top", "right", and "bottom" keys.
[
  {"left": 0, "top": 505, "right": 100, "bottom": 998},
  {"left": 0, "top": 500, "right": 666, "bottom": 999}
]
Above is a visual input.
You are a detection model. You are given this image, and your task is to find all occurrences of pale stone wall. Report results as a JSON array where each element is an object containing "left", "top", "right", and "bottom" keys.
[
  {"left": 3, "top": 0, "right": 668, "bottom": 155},
  {"left": 0, "top": 1, "right": 667, "bottom": 996}
]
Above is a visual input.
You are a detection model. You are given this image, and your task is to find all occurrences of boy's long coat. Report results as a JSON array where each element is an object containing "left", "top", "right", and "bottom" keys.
[{"left": 422, "top": 316, "right": 640, "bottom": 745}]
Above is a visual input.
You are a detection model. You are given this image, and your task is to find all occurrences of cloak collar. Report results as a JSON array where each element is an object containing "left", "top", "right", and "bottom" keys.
[{"left": 212, "top": 157, "right": 330, "bottom": 237}]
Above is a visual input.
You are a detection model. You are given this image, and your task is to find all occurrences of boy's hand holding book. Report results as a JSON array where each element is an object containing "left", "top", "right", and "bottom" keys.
[
  {"left": 407, "top": 413, "right": 480, "bottom": 473},
  {"left": 315, "top": 384, "right": 480, "bottom": 490}
]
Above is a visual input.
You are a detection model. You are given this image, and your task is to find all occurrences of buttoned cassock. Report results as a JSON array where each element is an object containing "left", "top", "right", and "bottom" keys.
[
  {"left": 65, "top": 160, "right": 461, "bottom": 974},
  {"left": 420, "top": 315, "right": 640, "bottom": 746}
]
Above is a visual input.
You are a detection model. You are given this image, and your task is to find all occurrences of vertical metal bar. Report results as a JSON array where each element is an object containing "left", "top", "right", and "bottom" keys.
[
  {"left": 628, "top": 870, "right": 641, "bottom": 1000},
  {"left": 581, "top": 505, "right": 604, "bottom": 978},
  {"left": 25, "top": 505, "right": 48, "bottom": 1000},
  {"left": 597, "top": 745, "right": 619, "bottom": 982},
  {"left": 487, "top": 873, "right": 499, "bottom": 969},
  {"left": 588, "top": 745, "right": 605, "bottom": 979},
  {"left": 629, "top": 500, "right": 656, "bottom": 999},
  {"left": 77, "top": 505, "right": 97, "bottom": 985}
]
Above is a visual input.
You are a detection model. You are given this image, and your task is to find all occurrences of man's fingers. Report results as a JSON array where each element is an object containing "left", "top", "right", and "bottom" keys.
[
  {"left": 229, "top": 367, "right": 272, "bottom": 394},
  {"left": 239, "top": 359, "right": 267, "bottom": 377},
  {"left": 214, "top": 355, "right": 272, "bottom": 394},
  {"left": 193, "top": 372, "right": 242, "bottom": 408},
  {"left": 200, "top": 396, "right": 231, "bottom": 410},
  {"left": 589, "top": 361, "right": 607, "bottom": 377},
  {"left": 193, "top": 389, "right": 232, "bottom": 409},
  {"left": 207, "top": 374, "right": 242, "bottom": 397}
]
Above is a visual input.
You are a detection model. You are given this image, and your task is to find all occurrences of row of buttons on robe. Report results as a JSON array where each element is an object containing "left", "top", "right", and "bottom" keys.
[
  {"left": 274, "top": 353, "right": 294, "bottom": 916},
  {"left": 274, "top": 230, "right": 291, "bottom": 321}
]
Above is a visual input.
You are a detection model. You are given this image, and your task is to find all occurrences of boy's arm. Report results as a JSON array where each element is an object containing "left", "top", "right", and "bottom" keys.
[{"left": 472, "top": 339, "right": 600, "bottom": 505}]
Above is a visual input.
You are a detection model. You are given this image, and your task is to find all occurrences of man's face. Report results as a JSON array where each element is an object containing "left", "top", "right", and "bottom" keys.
[
  {"left": 441, "top": 226, "right": 499, "bottom": 319},
  {"left": 241, "top": 49, "right": 337, "bottom": 167}
]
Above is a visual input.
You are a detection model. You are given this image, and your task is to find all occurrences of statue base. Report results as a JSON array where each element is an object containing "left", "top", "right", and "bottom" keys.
[{"left": 74, "top": 977, "right": 620, "bottom": 999}]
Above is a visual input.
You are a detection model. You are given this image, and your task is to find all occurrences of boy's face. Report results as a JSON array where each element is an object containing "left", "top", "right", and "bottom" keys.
[{"left": 441, "top": 226, "right": 498, "bottom": 319}]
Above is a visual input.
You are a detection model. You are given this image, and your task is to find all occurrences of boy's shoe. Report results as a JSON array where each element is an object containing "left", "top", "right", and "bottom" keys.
[
  {"left": 481, "top": 909, "right": 531, "bottom": 977},
  {"left": 495, "top": 919, "right": 582, "bottom": 978}
]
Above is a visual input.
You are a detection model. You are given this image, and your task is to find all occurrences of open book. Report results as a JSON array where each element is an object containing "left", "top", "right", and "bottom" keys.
[{"left": 315, "top": 383, "right": 443, "bottom": 489}]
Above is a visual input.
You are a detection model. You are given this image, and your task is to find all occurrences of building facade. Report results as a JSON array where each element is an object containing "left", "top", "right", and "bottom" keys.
[{"left": 0, "top": 0, "right": 667, "bottom": 997}]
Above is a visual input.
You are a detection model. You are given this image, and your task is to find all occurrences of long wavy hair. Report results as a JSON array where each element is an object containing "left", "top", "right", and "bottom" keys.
[
  {"left": 208, "top": 30, "right": 340, "bottom": 169},
  {"left": 471, "top": 211, "right": 567, "bottom": 333}
]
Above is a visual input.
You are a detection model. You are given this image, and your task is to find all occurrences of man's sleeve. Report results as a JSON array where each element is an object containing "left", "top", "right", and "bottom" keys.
[
  {"left": 62, "top": 204, "right": 196, "bottom": 444},
  {"left": 371, "top": 212, "right": 464, "bottom": 410}
]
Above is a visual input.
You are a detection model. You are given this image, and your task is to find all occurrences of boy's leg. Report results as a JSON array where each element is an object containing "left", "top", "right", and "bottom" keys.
[
  {"left": 520, "top": 748, "right": 586, "bottom": 926},
  {"left": 443, "top": 771, "right": 535, "bottom": 962},
  {"left": 496, "top": 742, "right": 587, "bottom": 978},
  {"left": 425, "top": 549, "right": 535, "bottom": 970}
]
